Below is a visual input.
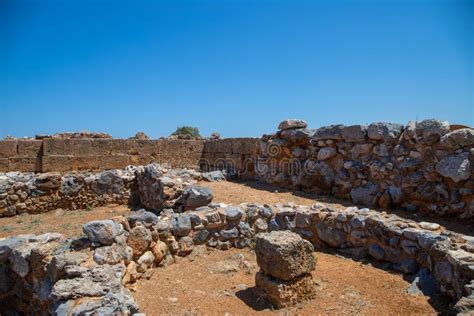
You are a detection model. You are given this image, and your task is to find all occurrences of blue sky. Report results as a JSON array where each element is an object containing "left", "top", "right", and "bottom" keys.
[{"left": 1, "top": 0, "right": 473, "bottom": 138}]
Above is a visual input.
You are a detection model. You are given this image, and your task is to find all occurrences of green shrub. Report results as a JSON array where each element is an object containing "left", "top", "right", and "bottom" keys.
[{"left": 171, "top": 126, "right": 201, "bottom": 138}]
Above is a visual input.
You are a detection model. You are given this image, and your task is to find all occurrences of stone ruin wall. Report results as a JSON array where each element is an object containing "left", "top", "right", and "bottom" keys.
[
  {"left": 0, "top": 119, "right": 473, "bottom": 220},
  {"left": 258, "top": 119, "right": 474, "bottom": 220},
  {"left": 1, "top": 202, "right": 473, "bottom": 314}
]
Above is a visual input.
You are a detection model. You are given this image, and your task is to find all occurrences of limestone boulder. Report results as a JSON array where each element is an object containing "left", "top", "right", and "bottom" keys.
[
  {"left": 436, "top": 153, "right": 471, "bottom": 182},
  {"left": 176, "top": 185, "right": 213, "bottom": 209},
  {"left": 278, "top": 119, "right": 307, "bottom": 131},
  {"left": 255, "top": 231, "right": 315, "bottom": 281},
  {"left": 83, "top": 220, "right": 123, "bottom": 246}
]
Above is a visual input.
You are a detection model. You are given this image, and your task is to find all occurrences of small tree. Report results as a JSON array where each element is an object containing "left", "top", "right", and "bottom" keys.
[{"left": 171, "top": 126, "right": 201, "bottom": 138}]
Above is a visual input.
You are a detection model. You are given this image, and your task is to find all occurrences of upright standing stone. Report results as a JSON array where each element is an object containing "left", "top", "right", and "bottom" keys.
[{"left": 254, "top": 231, "right": 317, "bottom": 308}]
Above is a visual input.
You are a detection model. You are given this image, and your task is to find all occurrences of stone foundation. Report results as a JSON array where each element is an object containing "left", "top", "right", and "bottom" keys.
[{"left": 1, "top": 200, "right": 473, "bottom": 313}]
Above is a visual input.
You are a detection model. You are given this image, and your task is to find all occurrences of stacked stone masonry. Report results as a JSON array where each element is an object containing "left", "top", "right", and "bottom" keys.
[
  {"left": 1, "top": 202, "right": 473, "bottom": 314},
  {"left": 258, "top": 119, "right": 474, "bottom": 219}
]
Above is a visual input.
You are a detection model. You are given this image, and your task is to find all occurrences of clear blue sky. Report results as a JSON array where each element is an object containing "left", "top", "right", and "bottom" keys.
[{"left": 1, "top": 0, "right": 473, "bottom": 138}]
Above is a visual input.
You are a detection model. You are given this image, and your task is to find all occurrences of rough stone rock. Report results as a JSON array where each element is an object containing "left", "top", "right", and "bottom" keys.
[
  {"left": 177, "top": 185, "right": 213, "bottom": 209},
  {"left": 83, "top": 220, "right": 123, "bottom": 246},
  {"left": 128, "top": 210, "right": 159, "bottom": 228},
  {"left": 220, "top": 227, "right": 240, "bottom": 240},
  {"left": 136, "top": 164, "right": 166, "bottom": 210},
  {"left": 151, "top": 240, "right": 168, "bottom": 263},
  {"left": 177, "top": 236, "right": 194, "bottom": 256},
  {"left": 278, "top": 119, "right": 307, "bottom": 131},
  {"left": 280, "top": 129, "right": 311, "bottom": 144},
  {"left": 368, "top": 243, "right": 385, "bottom": 260},
  {"left": 171, "top": 214, "right": 192, "bottom": 237},
  {"left": 35, "top": 172, "right": 61, "bottom": 191},
  {"left": 91, "top": 170, "right": 124, "bottom": 195},
  {"left": 224, "top": 206, "right": 244, "bottom": 221},
  {"left": 315, "top": 223, "right": 347, "bottom": 247},
  {"left": 93, "top": 244, "right": 128, "bottom": 265},
  {"left": 351, "top": 143, "right": 373, "bottom": 159},
  {"left": 255, "top": 231, "right": 315, "bottom": 281},
  {"left": 341, "top": 125, "right": 367, "bottom": 142},
  {"left": 407, "top": 268, "right": 439, "bottom": 296},
  {"left": 441, "top": 128, "right": 474, "bottom": 148},
  {"left": 56, "top": 291, "right": 140, "bottom": 315},
  {"left": 415, "top": 119, "right": 450, "bottom": 142},
  {"left": 137, "top": 251, "right": 155, "bottom": 271},
  {"left": 350, "top": 182, "right": 379, "bottom": 207},
  {"left": 201, "top": 170, "right": 226, "bottom": 182},
  {"left": 60, "top": 175, "right": 84, "bottom": 196},
  {"left": 317, "top": 147, "right": 337, "bottom": 161},
  {"left": 255, "top": 271, "right": 316, "bottom": 309},
  {"left": 436, "top": 153, "right": 471, "bottom": 182},
  {"left": 312, "top": 124, "right": 344, "bottom": 140},
  {"left": 127, "top": 226, "right": 152, "bottom": 258},
  {"left": 368, "top": 122, "right": 404, "bottom": 142},
  {"left": 51, "top": 264, "right": 125, "bottom": 301}
]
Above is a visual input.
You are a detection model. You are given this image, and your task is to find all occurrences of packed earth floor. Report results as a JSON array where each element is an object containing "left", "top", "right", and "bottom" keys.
[{"left": 0, "top": 180, "right": 462, "bottom": 314}]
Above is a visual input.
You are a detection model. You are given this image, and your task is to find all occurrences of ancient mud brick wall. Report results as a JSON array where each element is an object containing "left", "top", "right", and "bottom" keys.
[{"left": 258, "top": 120, "right": 474, "bottom": 219}]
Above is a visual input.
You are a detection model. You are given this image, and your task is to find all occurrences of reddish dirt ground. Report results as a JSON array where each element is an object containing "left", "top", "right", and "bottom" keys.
[
  {"left": 0, "top": 205, "right": 131, "bottom": 239},
  {"left": 133, "top": 247, "right": 439, "bottom": 315},
  {"left": 1, "top": 179, "right": 470, "bottom": 238}
]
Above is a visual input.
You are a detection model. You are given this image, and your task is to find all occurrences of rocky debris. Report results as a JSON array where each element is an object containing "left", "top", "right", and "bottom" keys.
[
  {"left": 441, "top": 128, "right": 474, "bottom": 148},
  {"left": 210, "top": 132, "right": 221, "bottom": 140},
  {"left": 278, "top": 119, "right": 308, "bottom": 131},
  {"left": 130, "top": 132, "right": 149, "bottom": 140},
  {"left": 38, "top": 131, "right": 113, "bottom": 139},
  {"left": 255, "top": 231, "right": 316, "bottom": 308},
  {"left": 83, "top": 220, "right": 123, "bottom": 246},
  {"left": 176, "top": 185, "right": 213, "bottom": 210},
  {"left": 367, "top": 122, "right": 403, "bottom": 142},
  {"left": 201, "top": 170, "right": 226, "bottom": 182},
  {"left": 136, "top": 163, "right": 202, "bottom": 212}
]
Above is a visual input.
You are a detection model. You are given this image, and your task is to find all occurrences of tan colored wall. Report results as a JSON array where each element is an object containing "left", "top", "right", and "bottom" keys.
[
  {"left": 0, "top": 138, "right": 260, "bottom": 174},
  {"left": 0, "top": 140, "right": 43, "bottom": 172}
]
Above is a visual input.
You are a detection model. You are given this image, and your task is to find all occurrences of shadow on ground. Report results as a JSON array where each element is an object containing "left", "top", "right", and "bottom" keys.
[{"left": 235, "top": 287, "right": 272, "bottom": 311}]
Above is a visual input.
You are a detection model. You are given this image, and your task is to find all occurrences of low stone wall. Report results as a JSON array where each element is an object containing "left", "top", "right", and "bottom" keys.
[
  {"left": 258, "top": 119, "right": 474, "bottom": 219},
  {"left": 0, "top": 164, "right": 208, "bottom": 217},
  {"left": 1, "top": 203, "right": 473, "bottom": 314}
]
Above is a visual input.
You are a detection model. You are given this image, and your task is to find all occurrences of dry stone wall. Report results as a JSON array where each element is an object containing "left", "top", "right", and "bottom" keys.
[
  {"left": 1, "top": 202, "right": 473, "bottom": 314},
  {"left": 0, "top": 164, "right": 213, "bottom": 217},
  {"left": 258, "top": 119, "right": 474, "bottom": 219}
]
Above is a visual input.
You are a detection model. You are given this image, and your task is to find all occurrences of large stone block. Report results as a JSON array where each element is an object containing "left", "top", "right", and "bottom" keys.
[
  {"left": 17, "top": 140, "right": 42, "bottom": 157},
  {"left": 73, "top": 139, "right": 93, "bottom": 156},
  {"left": 0, "top": 141, "right": 17, "bottom": 158},
  {"left": 42, "top": 155, "right": 75, "bottom": 172},
  {"left": 9, "top": 157, "right": 41, "bottom": 172},
  {"left": 0, "top": 158, "right": 8, "bottom": 171},
  {"left": 42, "top": 138, "right": 74, "bottom": 155},
  {"left": 255, "top": 231, "right": 316, "bottom": 281},
  {"left": 255, "top": 271, "right": 316, "bottom": 308},
  {"left": 217, "top": 139, "right": 232, "bottom": 153},
  {"left": 99, "top": 155, "right": 130, "bottom": 170}
]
